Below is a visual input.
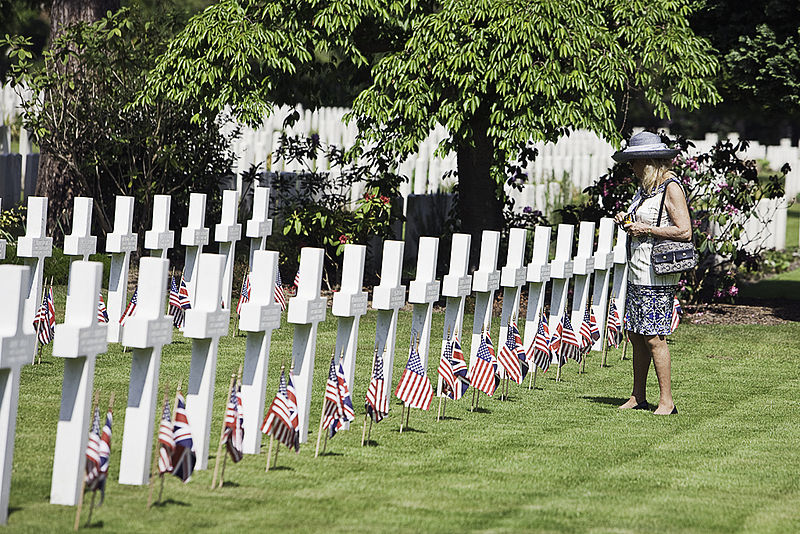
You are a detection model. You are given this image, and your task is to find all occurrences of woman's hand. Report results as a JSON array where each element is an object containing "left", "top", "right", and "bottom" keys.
[
  {"left": 613, "top": 212, "right": 628, "bottom": 225},
  {"left": 623, "top": 221, "right": 651, "bottom": 238}
]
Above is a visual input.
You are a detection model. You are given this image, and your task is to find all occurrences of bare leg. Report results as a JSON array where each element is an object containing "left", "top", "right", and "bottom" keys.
[
  {"left": 646, "top": 334, "right": 675, "bottom": 414},
  {"left": 619, "top": 331, "right": 651, "bottom": 409}
]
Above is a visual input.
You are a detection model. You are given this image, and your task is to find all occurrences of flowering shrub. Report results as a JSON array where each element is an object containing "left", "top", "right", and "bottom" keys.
[{"left": 560, "top": 135, "right": 789, "bottom": 303}]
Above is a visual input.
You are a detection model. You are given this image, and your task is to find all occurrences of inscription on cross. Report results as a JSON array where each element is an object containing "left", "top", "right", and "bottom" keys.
[
  {"left": 144, "top": 195, "right": 174, "bottom": 259},
  {"left": 180, "top": 193, "right": 210, "bottom": 307},
  {"left": 0, "top": 266, "right": 36, "bottom": 524},
  {"left": 50, "top": 261, "right": 108, "bottom": 506},
  {"left": 63, "top": 197, "right": 97, "bottom": 260}
]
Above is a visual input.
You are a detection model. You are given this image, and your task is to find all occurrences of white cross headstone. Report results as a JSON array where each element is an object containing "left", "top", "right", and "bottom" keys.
[
  {"left": 245, "top": 186, "right": 272, "bottom": 270},
  {"left": 215, "top": 189, "right": 242, "bottom": 311},
  {"left": 118, "top": 257, "right": 173, "bottom": 485},
  {"left": 49, "top": 261, "right": 108, "bottom": 505},
  {"left": 610, "top": 225, "right": 629, "bottom": 325},
  {"left": 105, "top": 196, "right": 137, "bottom": 342},
  {"left": 437, "top": 234, "right": 471, "bottom": 396},
  {"left": 569, "top": 221, "right": 596, "bottom": 360},
  {"left": 0, "top": 199, "right": 6, "bottom": 261},
  {"left": 17, "top": 197, "right": 52, "bottom": 354},
  {"left": 238, "top": 250, "right": 281, "bottom": 455},
  {"left": 144, "top": 195, "right": 174, "bottom": 259},
  {"left": 548, "top": 224, "right": 575, "bottom": 374},
  {"left": 372, "top": 241, "right": 406, "bottom": 404},
  {"left": 331, "top": 244, "right": 367, "bottom": 401},
  {"left": 63, "top": 197, "right": 97, "bottom": 261},
  {"left": 497, "top": 228, "right": 528, "bottom": 378},
  {"left": 408, "top": 237, "right": 440, "bottom": 370},
  {"left": 180, "top": 193, "right": 210, "bottom": 307},
  {"left": 183, "top": 253, "right": 229, "bottom": 469},
  {"left": 469, "top": 231, "right": 501, "bottom": 372},
  {"left": 590, "top": 218, "right": 616, "bottom": 351},
  {"left": 523, "top": 226, "right": 552, "bottom": 350},
  {"left": 0, "top": 266, "right": 36, "bottom": 524},
  {"left": 288, "top": 247, "right": 326, "bottom": 443}
]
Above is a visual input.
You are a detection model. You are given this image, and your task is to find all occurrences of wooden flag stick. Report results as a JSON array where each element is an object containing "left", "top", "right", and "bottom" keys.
[
  {"left": 367, "top": 418, "right": 373, "bottom": 443},
  {"left": 217, "top": 366, "right": 242, "bottom": 489},
  {"left": 436, "top": 397, "right": 442, "bottom": 421},
  {"left": 405, "top": 404, "right": 411, "bottom": 429},
  {"left": 621, "top": 330, "right": 629, "bottom": 361},
  {"left": 399, "top": 404, "right": 406, "bottom": 433},
  {"left": 74, "top": 391, "right": 100, "bottom": 530},
  {"left": 314, "top": 399, "right": 327, "bottom": 458},
  {"left": 147, "top": 385, "right": 170, "bottom": 509},
  {"left": 211, "top": 373, "right": 236, "bottom": 489},
  {"left": 265, "top": 436, "right": 274, "bottom": 472},
  {"left": 600, "top": 296, "right": 613, "bottom": 367},
  {"left": 84, "top": 490, "right": 97, "bottom": 528},
  {"left": 217, "top": 451, "right": 228, "bottom": 489},
  {"left": 361, "top": 415, "right": 369, "bottom": 446}
]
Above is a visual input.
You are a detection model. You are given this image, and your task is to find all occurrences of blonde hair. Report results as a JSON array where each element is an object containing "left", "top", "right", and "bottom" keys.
[{"left": 639, "top": 158, "right": 675, "bottom": 194}]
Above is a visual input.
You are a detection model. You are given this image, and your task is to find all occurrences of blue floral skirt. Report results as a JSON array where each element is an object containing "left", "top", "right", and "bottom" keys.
[{"left": 625, "top": 282, "right": 677, "bottom": 336}]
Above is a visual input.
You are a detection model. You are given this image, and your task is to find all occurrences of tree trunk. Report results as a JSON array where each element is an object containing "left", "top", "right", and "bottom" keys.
[
  {"left": 456, "top": 109, "right": 504, "bottom": 269},
  {"left": 36, "top": 0, "right": 119, "bottom": 240}
]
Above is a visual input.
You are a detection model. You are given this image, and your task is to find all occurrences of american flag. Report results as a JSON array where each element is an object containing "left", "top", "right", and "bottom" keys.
[
  {"left": 168, "top": 276, "right": 184, "bottom": 328},
  {"left": 236, "top": 274, "right": 251, "bottom": 315},
  {"left": 222, "top": 377, "right": 244, "bottom": 463},
  {"left": 171, "top": 391, "right": 196, "bottom": 482},
  {"left": 157, "top": 399, "right": 174, "bottom": 475},
  {"left": 33, "top": 286, "right": 56, "bottom": 345},
  {"left": 450, "top": 336, "right": 469, "bottom": 400},
  {"left": 119, "top": 288, "right": 137, "bottom": 326},
  {"left": 579, "top": 305, "right": 593, "bottom": 354},
  {"left": 607, "top": 299, "right": 622, "bottom": 348},
  {"left": 293, "top": 269, "right": 301, "bottom": 294},
  {"left": 670, "top": 297, "right": 682, "bottom": 333},
  {"left": 394, "top": 342, "right": 433, "bottom": 410},
  {"left": 85, "top": 404, "right": 112, "bottom": 503},
  {"left": 322, "top": 358, "right": 355, "bottom": 438},
  {"left": 437, "top": 340, "right": 456, "bottom": 399},
  {"left": 549, "top": 317, "right": 563, "bottom": 358},
  {"left": 469, "top": 333, "right": 498, "bottom": 396},
  {"left": 178, "top": 275, "right": 192, "bottom": 310},
  {"left": 97, "top": 292, "right": 109, "bottom": 323},
  {"left": 262, "top": 369, "right": 300, "bottom": 452},
  {"left": 274, "top": 269, "right": 287, "bottom": 311},
  {"left": 560, "top": 313, "right": 582, "bottom": 364},
  {"left": 589, "top": 308, "right": 600, "bottom": 343},
  {"left": 365, "top": 349, "right": 389, "bottom": 422},
  {"left": 528, "top": 314, "right": 552, "bottom": 372},
  {"left": 498, "top": 321, "right": 527, "bottom": 384}
]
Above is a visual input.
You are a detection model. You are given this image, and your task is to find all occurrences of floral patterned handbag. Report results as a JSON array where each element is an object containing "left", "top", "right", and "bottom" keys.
[{"left": 651, "top": 180, "right": 698, "bottom": 275}]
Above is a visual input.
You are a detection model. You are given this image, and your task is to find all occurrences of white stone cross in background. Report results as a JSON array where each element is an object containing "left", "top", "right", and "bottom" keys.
[
  {"left": 105, "top": 196, "right": 137, "bottom": 342},
  {"left": 0, "top": 265, "right": 36, "bottom": 525},
  {"left": 238, "top": 250, "right": 282, "bottom": 455},
  {"left": 245, "top": 186, "right": 272, "bottom": 270},
  {"left": 469, "top": 231, "right": 501, "bottom": 372},
  {"left": 288, "top": 247, "right": 326, "bottom": 443},
  {"left": 590, "top": 218, "right": 616, "bottom": 352},
  {"left": 183, "top": 253, "right": 228, "bottom": 470},
  {"left": 0, "top": 199, "right": 7, "bottom": 261},
  {"left": 144, "top": 195, "right": 174, "bottom": 259},
  {"left": 118, "top": 258, "right": 173, "bottom": 485},
  {"left": 437, "top": 234, "right": 471, "bottom": 396},
  {"left": 610, "top": 225, "right": 630, "bottom": 325},
  {"left": 372, "top": 241, "right": 406, "bottom": 402},
  {"left": 408, "top": 237, "right": 440, "bottom": 370},
  {"left": 180, "top": 193, "right": 210, "bottom": 307},
  {"left": 17, "top": 197, "right": 53, "bottom": 354},
  {"left": 215, "top": 189, "right": 241, "bottom": 311},
  {"left": 548, "top": 224, "right": 575, "bottom": 377},
  {"left": 497, "top": 228, "right": 528, "bottom": 379},
  {"left": 523, "top": 226, "right": 552, "bottom": 350},
  {"left": 50, "top": 261, "right": 107, "bottom": 505},
  {"left": 569, "top": 221, "right": 597, "bottom": 369},
  {"left": 63, "top": 197, "right": 97, "bottom": 261},
  {"left": 332, "top": 244, "right": 368, "bottom": 401}
]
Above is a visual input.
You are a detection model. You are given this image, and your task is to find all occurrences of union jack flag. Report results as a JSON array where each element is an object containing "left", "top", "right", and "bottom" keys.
[
  {"left": 119, "top": 288, "right": 137, "bottom": 326},
  {"left": 469, "top": 333, "right": 498, "bottom": 396},
  {"left": 171, "top": 392, "right": 196, "bottom": 482},
  {"left": 607, "top": 299, "right": 622, "bottom": 348},
  {"left": 274, "top": 269, "right": 287, "bottom": 311},
  {"left": 262, "top": 369, "right": 300, "bottom": 452},
  {"left": 449, "top": 335, "right": 469, "bottom": 400},
  {"left": 528, "top": 314, "right": 552, "bottom": 372},
  {"left": 236, "top": 274, "right": 251, "bottom": 315},
  {"left": 97, "top": 292, "right": 109, "bottom": 323},
  {"left": 85, "top": 404, "right": 112, "bottom": 503},
  {"left": 157, "top": 399, "right": 174, "bottom": 475},
  {"left": 365, "top": 349, "right": 389, "bottom": 422},
  {"left": 560, "top": 313, "right": 582, "bottom": 364},
  {"left": 549, "top": 316, "right": 563, "bottom": 358},
  {"left": 437, "top": 340, "right": 456, "bottom": 398},
  {"left": 498, "top": 321, "right": 527, "bottom": 384},
  {"left": 222, "top": 377, "right": 244, "bottom": 463},
  {"left": 33, "top": 286, "right": 56, "bottom": 345},
  {"left": 168, "top": 276, "right": 184, "bottom": 328},
  {"left": 670, "top": 297, "right": 682, "bottom": 334},
  {"left": 322, "top": 357, "right": 355, "bottom": 438},
  {"left": 394, "top": 341, "right": 433, "bottom": 410},
  {"left": 178, "top": 275, "right": 192, "bottom": 310}
]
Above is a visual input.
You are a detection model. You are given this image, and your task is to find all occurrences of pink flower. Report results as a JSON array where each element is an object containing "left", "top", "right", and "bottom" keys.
[
  {"left": 339, "top": 234, "right": 349, "bottom": 244},
  {"left": 714, "top": 289, "right": 724, "bottom": 298},
  {"left": 728, "top": 286, "right": 738, "bottom": 297}
]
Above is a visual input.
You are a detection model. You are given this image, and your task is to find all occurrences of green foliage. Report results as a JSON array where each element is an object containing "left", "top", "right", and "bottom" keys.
[
  {"left": 0, "top": 202, "right": 26, "bottom": 242},
  {"left": 2, "top": 3, "right": 233, "bottom": 239},
  {"left": 560, "top": 135, "right": 789, "bottom": 303}
]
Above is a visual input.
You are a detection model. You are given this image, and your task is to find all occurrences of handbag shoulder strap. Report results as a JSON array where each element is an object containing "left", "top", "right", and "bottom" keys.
[{"left": 655, "top": 178, "right": 685, "bottom": 227}]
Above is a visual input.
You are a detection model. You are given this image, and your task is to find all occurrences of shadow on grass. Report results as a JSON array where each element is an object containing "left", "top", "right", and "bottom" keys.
[
  {"left": 468, "top": 407, "right": 492, "bottom": 414},
  {"left": 85, "top": 521, "right": 104, "bottom": 529},
  {"left": 267, "top": 465, "right": 293, "bottom": 471},
  {"left": 437, "top": 416, "right": 462, "bottom": 421},
  {"left": 220, "top": 481, "right": 240, "bottom": 488},
  {"left": 317, "top": 451, "right": 344, "bottom": 457},
  {"left": 581, "top": 396, "right": 628, "bottom": 407},
  {"left": 151, "top": 498, "right": 189, "bottom": 508},
  {"left": 394, "top": 427, "right": 427, "bottom": 434},
  {"left": 362, "top": 439, "right": 379, "bottom": 447}
]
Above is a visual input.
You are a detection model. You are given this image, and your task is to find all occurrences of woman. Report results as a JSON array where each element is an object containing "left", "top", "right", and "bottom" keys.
[{"left": 612, "top": 131, "right": 692, "bottom": 415}]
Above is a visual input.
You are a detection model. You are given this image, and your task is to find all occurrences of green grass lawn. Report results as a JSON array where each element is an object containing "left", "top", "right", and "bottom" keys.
[
  {"left": 7, "top": 296, "right": 800, "bottom": 533},
  {"left": 739, "top": 266, "right": 800, "bottom": 301},
  {"left": 786, "top": 201, "right": 799, "bottom": 249}
]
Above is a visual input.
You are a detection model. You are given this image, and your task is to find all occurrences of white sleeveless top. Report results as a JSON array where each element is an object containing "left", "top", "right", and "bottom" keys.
[{"left": 625, "top": 180, "right": 681, "bottom": 287}]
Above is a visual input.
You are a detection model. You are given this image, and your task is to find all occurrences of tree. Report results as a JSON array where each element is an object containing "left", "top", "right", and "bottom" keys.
[{"left": 146, "top": 0, "right": 721, "bottom": 255}]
